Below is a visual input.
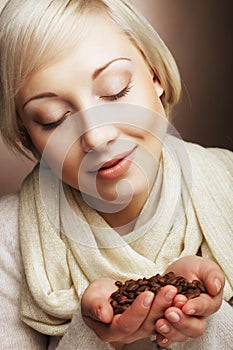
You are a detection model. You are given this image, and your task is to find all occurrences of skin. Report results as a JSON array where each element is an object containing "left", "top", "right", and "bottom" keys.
[
  {"left": 82, "top": 256, "right": 224, "bottom": 348},
  {"left": 17, "top": 14, "right": 165, "bottom": 233},
  {"left": 16, "top": 14, "right": 225, "bottom": 349}
]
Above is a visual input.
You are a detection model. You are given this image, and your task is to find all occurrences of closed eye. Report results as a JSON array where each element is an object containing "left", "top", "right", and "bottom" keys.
[
  {"left": 39, "top": 112, "right": 71, "bottom": 131},
  {"left": 100, "top": 85, "right": 132, "bottom": 101}
]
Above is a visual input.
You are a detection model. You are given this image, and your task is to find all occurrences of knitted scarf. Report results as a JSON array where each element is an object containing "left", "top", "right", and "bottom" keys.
[{"left": 19, "top": 135, "right": 233, "bottom": 336}]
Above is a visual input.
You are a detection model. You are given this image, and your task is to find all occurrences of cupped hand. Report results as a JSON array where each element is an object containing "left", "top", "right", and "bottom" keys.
[
  {"left": 164, "top": 255, "right": 225, "bottom": 316},
  {"left": 81, "top": 256, "right": 225, "bottom": 348},
  {"left": 81, "top": 278, "right": 177, "bottom": 345},
  {"left": 155, "top": 255, "right": 225, "bottom": 347}
]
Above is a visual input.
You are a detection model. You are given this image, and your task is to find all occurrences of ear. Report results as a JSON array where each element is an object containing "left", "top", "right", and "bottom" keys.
[{"left": 153, "top": 76, "right": 164, "bottom": 98}]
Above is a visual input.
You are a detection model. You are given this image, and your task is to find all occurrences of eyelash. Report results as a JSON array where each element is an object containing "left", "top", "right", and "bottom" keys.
[
  {"left": 40, "top": 85, "right": 132, "bottom": 130},
  {"left": 101, "top": 84, "right": 132, "bottom": 101},
  {"left": 41, "top": 113, "right": 70, "bottom": 131}
]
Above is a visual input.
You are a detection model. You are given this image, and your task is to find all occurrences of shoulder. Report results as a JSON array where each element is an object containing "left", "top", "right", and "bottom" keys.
[
  {"left": 0, "top": 192, "right": 20, "bottom": 250},
  {"left": 165, "top": 136, "right": 233, "bottom": 190},
  {"left": 185, "top": 138, "right": 232, "bottom": 159},
  {"left": 207, "top": 147, "right": 233, "bottom": 175},
  {"left": 188, "top": 142, "right": 233, "bottom": 176},
  {"left": 171, "top": 136, "right": 233, "bottom": 175}
]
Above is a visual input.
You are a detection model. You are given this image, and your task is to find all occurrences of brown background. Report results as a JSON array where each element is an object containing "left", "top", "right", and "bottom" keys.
[{"left": 0, "top": 0, "right": 233, "bottom": 197}]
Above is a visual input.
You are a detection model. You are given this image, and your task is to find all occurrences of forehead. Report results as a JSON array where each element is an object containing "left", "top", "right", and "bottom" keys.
[
  {"left": 58, "top": 14, "right": 135, "bottom": 70},
  {"left": 19, "top": 14, "right": 141, "bottom": 96}
]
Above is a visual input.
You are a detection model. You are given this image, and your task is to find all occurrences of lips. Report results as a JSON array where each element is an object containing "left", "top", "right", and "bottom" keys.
[
  {"left": 100, "top": 157, "right": 125, "bottom": 170},
  {"left": 89, "top": 148, "right": 136, "bottom": 180}
]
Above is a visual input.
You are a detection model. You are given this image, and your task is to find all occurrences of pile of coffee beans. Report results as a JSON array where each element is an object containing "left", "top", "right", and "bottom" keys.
[{"left": 110, "top": 272, "right": 207, "bottom": 315}]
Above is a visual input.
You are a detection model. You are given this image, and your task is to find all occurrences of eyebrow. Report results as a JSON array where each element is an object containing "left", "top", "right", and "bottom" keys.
[
  {"left": 92, "top": 57, "right": 131, "bottom": 80},
  {"left": 22, "top": 92, "right": 57, "bottom": 110},
  {"left": 22, "top": 57, "right": 132, "bottom": 109}
]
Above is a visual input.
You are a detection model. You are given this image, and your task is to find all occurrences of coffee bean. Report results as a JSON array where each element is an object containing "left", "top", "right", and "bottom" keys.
[
  {"left": 110, "top": 272, "right": 207, "bottom": 314},
  {"left": 137, "top": 285, "right": 150, "bottom": 292},
  {"left": 126, "top": 282, "right": 139, "bottom": 292},
  {"left": 193, "top": 280, "right": 206, "bottom": 292},
  {"left": 115, "top": 281, "right": 123, "bottom": 288}
]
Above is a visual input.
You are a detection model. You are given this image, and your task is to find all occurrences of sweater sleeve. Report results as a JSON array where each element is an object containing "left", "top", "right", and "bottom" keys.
[
  {"left": 0, "top": 193, "right": 49, "bottom": 349},
  {"left": 55, "top": 304, "right": 114, "bottom": 350},
  {"left": 0, "top": 193, "right": 112, "bottom": 350},
  {"left": 55, "top": 302, "right": 233, "bottom": 350}
]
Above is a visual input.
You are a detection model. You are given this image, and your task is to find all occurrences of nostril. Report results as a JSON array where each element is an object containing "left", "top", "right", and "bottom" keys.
[
  {"left": 81, "top": 129, "right": 104, "bottom": 153},
  {"left": 81, "top": 137, "right": 93, "bottom": 153},
  {"left": 80, "top": 125, "right": 119, "bottom": 153}
]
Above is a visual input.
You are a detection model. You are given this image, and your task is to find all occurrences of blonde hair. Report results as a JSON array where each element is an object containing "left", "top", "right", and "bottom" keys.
[{"left": 0, "top": 0, "right": 181, "bottom": 157}]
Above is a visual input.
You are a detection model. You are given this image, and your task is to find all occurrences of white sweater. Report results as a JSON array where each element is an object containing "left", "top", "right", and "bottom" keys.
[{"left": 0, "top": 193, "right": 232, "bottom": 350}]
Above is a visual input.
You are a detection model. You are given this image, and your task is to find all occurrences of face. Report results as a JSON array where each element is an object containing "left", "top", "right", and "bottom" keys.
[{"left": 17, "top": 14, "right": 167, "bottom": 223}]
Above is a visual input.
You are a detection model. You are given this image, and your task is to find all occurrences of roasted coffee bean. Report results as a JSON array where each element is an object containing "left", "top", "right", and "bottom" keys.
[
  {"left": 183, "top": 288, "right": 201, "bottom": 299},
  {"left": 114, "top": 304, "right": 130, "bottom": 314},
  {"left": 138, "top": 279, "right": 149, "bottom": 286},
  {"left": 136, "top": 285, "right": 150, "bottom": 292},
  {"left": 126, "top": 282, "right": 139, "bottom": 292},
  {"left": 111, "top": 300, "right": 118, "bottom": 308},
  {"left": 115, "top": 281, "right": 123, "bottom": 288},
  {"left": 150, "top": 286, "right": 162, "bottom": 294},
  {"left": 193, "top": 280, "right": 206, "bottom": 292},
  {"left": 110, "top": 272, "right": 207, "bottom": 314}
]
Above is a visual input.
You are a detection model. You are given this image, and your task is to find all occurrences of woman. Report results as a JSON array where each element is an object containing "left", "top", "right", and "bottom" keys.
[{"left": 0, "top": 0, "right": 232, "bottom": 349}]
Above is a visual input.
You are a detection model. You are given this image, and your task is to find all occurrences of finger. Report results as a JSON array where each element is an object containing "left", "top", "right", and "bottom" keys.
[
  {"left": 143, "top": 285, "right": 177, "bottom": 328},
  {"left": 162, "top": 307, "right": 206, "bottom": 339},
  {"left": 81, "top": 278, "right": 117, "bottom": 322},
  {"left": 142, "top": 285, "right": 177, "bottom": 332},
  {"left": 84, "top": 291, "right": 155, "bottom": 343},
  {"left": 155, "top": 318, "right": 188, "bottom": 343},
  {"left": 155, "top": 333, "right": 173, "bottom": 348},
  {"left": 82, "top": 296, "right": 114, "bottom": 323},
  {"left": 173, "top": 294, "right": 187, "bottom": 309},
  {"left": 182, "top": 293, "right": 222, "bottom": 317},
  {"left": 201, "top": 267, "right": 225, "bottom": 296},
  {"left": 113, "top": 291, "right": 155, "bottom": 335}
]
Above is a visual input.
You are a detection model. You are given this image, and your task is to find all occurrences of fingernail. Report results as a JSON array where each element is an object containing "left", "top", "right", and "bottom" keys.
[
  {"left": 186, "top": 308, "right": 196, "bottom": 315},
  {"left": 143, "top": 293, "right": 154, "bottom": 307},
  {"left": 165, "top": 289, "right": 176, "bottom": 302},
  {"left": 167, "top": 311, "right": 180, "bottom": 323},
  {"left": 96, "top": 308, "right": 102, "bottom": 321},
  {"left": 161, "top": 338, "right": 169, "bottom": 344},
  {"left": 158, "top": 324, "right": 170, "bottom": 334},
  {"left": 215, "top": 278, "right": 221, "bottom": 294},
  {"left": 175, "top": 301, "right": 186, "bottom": 309}
]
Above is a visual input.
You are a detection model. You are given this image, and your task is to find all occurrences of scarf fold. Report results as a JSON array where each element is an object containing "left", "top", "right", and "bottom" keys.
[{"left": 19, "top": 135, "right": 233, "bottom": 336}]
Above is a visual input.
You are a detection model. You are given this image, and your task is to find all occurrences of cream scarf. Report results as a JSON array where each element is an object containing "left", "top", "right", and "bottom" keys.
[{"left": 19, "top": 135, "right": 233, "bottom": 337}]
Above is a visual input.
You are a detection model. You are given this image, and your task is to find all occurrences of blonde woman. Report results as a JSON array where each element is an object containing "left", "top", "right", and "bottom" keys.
[{"left": 0, "top": 1, "right": 232, "bottom": 349}]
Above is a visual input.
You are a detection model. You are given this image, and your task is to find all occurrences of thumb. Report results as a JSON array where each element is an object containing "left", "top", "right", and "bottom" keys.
[
  {"left": 203, "top": 270, "right": 225, "bottom": 296},
  {"left": 81, "top": 279, "right": 116, "bottom": 323},
  {"left": 82, "top": 296, "right": 114, "bottom": 323},
  {"left": 199, "top": 263, "right": 225, "bottom": 296}
]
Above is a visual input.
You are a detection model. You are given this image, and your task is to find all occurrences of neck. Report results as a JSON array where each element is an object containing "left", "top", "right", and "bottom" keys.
[{"left": 98, "top": 191, "right": 148, "bottom": 235}]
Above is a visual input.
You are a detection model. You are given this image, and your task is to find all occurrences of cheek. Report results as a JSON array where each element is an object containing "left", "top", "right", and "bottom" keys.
[
  {"left": 57, "top": 141, "right": 84, "bottom": 185},
  {"left": 152, "top": 95, "right": 166, "bottom": 118},
  {"left": 20, "top": 117, "right": 46, "bottom": 152},
  {"left": 143, "top": 83, "right": 165, "bottom": 115},
  {"left": 133, "top": 76, "right": 165, "bottom": 116},
  {"left": 135, "top": 79, "right": 167, "bottom": 140},
  {"left": 25, "top": 128, "right": 48, "bottom": 155}
]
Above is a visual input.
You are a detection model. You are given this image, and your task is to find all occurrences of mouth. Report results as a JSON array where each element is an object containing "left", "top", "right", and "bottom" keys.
[{"left": 89, "top": 148, "right": 136, "bottom": 180}]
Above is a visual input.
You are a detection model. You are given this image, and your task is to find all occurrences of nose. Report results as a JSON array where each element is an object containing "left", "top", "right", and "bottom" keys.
[
  {"left": 74, "top": 100, "right": 120, "bottom": 152},
  {"left": 81, "top": 123, "right": 119, "bottom": 153}
]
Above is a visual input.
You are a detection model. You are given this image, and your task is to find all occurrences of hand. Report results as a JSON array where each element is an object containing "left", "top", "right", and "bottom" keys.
[
  {"left": 81, "top": 278, "right": 178, "bottom": 346},
  {"left": 154, "top": 255, "right": 225, "bottom": 347}
]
